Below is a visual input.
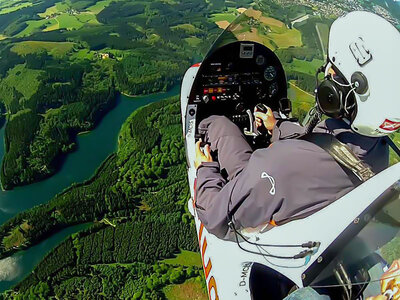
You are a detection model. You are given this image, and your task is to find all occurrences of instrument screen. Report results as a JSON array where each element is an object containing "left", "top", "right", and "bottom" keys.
[{"left": 189, "top": 41, "right": 287, "bottom": 127}]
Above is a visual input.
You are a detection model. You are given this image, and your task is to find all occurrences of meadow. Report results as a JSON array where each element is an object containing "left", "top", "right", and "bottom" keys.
[{"left": 11, "top": 41, "right": 75, "bottom": 57}]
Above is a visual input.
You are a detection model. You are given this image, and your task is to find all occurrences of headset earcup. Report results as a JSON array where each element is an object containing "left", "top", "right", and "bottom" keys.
[{"left": 316, "top": 79, "right": 344, "bottom": 118}]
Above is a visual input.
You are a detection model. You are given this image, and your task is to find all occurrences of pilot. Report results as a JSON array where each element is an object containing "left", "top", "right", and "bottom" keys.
[{"left": 194, "top": 11, "right": 399, "bottom": 240}]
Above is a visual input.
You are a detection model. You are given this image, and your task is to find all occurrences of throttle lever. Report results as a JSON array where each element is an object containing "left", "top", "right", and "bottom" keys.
[{"left": 244, "top": 109, "right": 257, "bottom": 136}]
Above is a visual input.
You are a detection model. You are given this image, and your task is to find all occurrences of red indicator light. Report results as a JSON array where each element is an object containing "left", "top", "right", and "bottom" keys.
[
  {"left": 204, "top": 89, "right": 208, "bottom": 94},
  {"left": 211, "top": 96, "right": 217, "bottom": 101},
  {"left": 222, "top": 88, "right": 226, "bottom": 93}
]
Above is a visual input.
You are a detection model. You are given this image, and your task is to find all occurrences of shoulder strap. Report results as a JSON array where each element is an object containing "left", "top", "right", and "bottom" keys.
[{"left": 299, "top": 133, "right": 375, "bottom": 186}]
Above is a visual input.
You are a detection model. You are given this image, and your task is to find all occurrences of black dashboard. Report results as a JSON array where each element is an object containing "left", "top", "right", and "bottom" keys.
[{"left": 189, "top": 41, "right": 288, "bottom": 128}]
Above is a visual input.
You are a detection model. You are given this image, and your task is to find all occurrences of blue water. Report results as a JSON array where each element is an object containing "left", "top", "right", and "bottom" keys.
[
  {"left": 0, "top": 85, "right": 179, "bottom": 226},
  {"left": 0, "top": 223, "right": 90, "bottom": 292},
  {"left": 0, "top": 85, "right": 179, "bottom": 292}
]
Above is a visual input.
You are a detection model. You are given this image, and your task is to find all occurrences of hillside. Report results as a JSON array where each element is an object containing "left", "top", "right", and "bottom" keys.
[{"left": 1, "top": 97, "right": 207, "bottom": 299}]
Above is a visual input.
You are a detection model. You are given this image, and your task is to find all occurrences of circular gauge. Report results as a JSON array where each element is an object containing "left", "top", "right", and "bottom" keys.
[
  {"left": 264, "top": 66, "right": 277, "bottom": 81},
  {"left": 268, "top": 82, "right": 278, "bottom": 97},
  {"left": 256, "top": 55, "right": 265, "bottom": 66}
]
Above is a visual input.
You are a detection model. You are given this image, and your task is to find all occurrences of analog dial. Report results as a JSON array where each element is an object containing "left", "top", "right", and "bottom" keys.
[
  {"left": 268, "top": 82, "right": 278, "bottom": 97},
  {"left": 264, "top": 66, "right": 277, "bottom": 81}
]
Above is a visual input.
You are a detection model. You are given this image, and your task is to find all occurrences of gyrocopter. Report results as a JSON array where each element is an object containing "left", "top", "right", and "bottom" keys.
[{"left": 181, "top": 8, "right": 400, "bottom": 300}]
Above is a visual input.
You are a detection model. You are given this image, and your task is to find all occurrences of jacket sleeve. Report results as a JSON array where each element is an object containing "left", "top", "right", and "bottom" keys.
[
  {"left": 271, "top": 121, "right": 305, "bottom": 143},
  {"left": 194, "top": 161, "right": 236, "bottom": 239}
]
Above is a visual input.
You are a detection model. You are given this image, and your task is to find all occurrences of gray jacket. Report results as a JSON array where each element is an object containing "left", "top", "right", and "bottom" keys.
[{"left": 195, "top": 119, "right": 389, "bottom": 239}]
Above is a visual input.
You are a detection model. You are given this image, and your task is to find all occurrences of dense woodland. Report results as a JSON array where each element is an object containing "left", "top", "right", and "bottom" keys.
[
  {"left": 0, "top": 0, "right": 256, "bottom": 189},
  {"left": 1, "top": 98, "right": 204, "bottom": 299}
]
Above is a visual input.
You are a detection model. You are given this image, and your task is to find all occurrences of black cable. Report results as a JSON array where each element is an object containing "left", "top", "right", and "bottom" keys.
[
  {"left": 229, "top": 221, "right": 316, "bottom": 260},
  {"left": 230, "top": 222, "right": 319, "bottom": 249}
]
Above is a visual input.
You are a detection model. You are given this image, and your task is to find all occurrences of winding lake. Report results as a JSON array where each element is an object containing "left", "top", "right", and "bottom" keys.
[
  {"left": 0, "top": 85, "right": 179, "bottom": 292},
  {"left": 0, "top": 85, "right": 179, "bottom": 226}
]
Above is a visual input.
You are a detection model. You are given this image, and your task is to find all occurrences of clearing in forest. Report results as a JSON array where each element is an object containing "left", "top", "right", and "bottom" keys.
[
  {"left": 162, "top": 250, "right": 202, "bottom": 267},
  {"left": 11, "top": 41, "right": 75, "bottom": 57},
  {"left": 163, "top": 278, "right": 207, "bottom": 300},
  {"left": 1, "top": 64, "right": 44, "bottom": 100}
]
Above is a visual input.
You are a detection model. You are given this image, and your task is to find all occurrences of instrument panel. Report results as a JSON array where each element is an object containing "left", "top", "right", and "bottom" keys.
[{"left": 189, "top": 42, "right": 288, "bottom": 126}]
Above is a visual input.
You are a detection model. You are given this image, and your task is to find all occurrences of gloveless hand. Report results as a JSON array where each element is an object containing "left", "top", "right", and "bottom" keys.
[
  {"left": 254, "top": 105, "right": 277, "bottom": 131},
  {"left": 195, "top": 140, "right": 213, "bottom": 169}
]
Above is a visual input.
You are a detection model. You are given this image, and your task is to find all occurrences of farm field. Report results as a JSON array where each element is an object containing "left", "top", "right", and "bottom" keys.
[
  {"left": 37, "top": 1, "right": 69, "bottom": 18},
  {"left": 15, "top": 19, "right": 57, "bottom": 37},
  {"left": 0, "top": 2, "right": 32, "bottom": 14},
  {"left": 11, "top": 41, "right": 75, "bottom": 57},
  {"left": 285, "top": 58, "right": 324, "bottom": 75},
  {"left": 288, "top": 80, "right": 315, "bottom": 122}
]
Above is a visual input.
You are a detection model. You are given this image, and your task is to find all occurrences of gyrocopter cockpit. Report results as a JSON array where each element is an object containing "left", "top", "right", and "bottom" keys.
[
  {"left": 188, "top": 42, "right": 289, "bottom": 137},
  {"left": 181, "top": 7, "right": 400, "bottom": 300},
  {"left": 184, "top": 11, "right": 293, "bottom": 149}
]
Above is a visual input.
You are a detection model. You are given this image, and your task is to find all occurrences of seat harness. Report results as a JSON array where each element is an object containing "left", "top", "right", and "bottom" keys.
[{"left": 299, "top": 133, "right": 375, "bottom": 185}]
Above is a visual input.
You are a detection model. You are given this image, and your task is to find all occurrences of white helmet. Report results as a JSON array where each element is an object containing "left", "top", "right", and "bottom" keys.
[{"left": 326, "top": 11, "right": 400, "bottom": 137}]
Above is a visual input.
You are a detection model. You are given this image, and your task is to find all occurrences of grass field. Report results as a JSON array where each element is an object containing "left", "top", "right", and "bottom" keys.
[
  {"left": 11, "top": 41, "right": 75, "bottom": 57},
  {"left": 15, "top": 19, "right": 55, "bottom": 37},
  {"left": 163, "top": 278, "right": 207, "bottom": 300},
  {"left": 2, "top": 221, "right": 31, "bottom": 251},
  {"left": 316, "top": 22, "right": 329, "bottom": 55},
  {"left": 171, "top": 24, "right": 201, "bottom": 34},
  {"left": 1, "top": 64, "right": 44, "bottom": 100},
  {"left": 185, "top": 37, "right": 202, "bottom": 47},
  {"left": 57, "top": 14, "right": 84, "bottom": 29},
  {"left": 86, "top": 0, "right": 113, "bottom": 14},
  {"left": 37, "top": 1, "right": 69, "bottom": 18},
  {"left": 0, "top": 2, "right": 32, "bottom": 15},
  {"left": 285, "top": 58, "right": 324, "bottom": 76},
  {"left": 287, "top": 81, "right": 314, "bottom": 122},
  {"left": 232, "top": 9, "right": 302, "bottom": 50},
  {"left": 162, "top": 250, "right": 202, "bottom": 267},
  {"left": 70, "top": 48, "right": 96, "bottom": 60},
  {"left": 210, "top": 12, "right": 237, "bottom": 23}
]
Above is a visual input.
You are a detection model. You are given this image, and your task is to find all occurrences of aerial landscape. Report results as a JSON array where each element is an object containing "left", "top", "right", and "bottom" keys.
[{"left": 0, "top": 0, "right": 398, "bottom": 299}]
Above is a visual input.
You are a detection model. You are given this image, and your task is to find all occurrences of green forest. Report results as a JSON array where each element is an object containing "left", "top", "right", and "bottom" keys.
[{"left": 1, "top": 97, "right": 207, "bottom": 299}]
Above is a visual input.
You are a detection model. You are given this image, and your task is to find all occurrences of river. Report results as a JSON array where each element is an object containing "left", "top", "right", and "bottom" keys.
[{"left": 0, "top": 85, "right": 179, "bottom": 292}]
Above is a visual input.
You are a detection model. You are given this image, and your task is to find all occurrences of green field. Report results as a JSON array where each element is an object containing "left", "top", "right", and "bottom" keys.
[
  {"left": 163, "top": 278, "right": 207, "bottom": 300},
  {"left": 185, "top": 37, "right": 202, "bottom": 47},
  {"left": 15, "top": 19, "right": 57, "bottom": 37},
  {"left": 269, "top": 29, "right": 302, "bottom": 48},
  {"left": 316, "top": 22, "right": 329, "bottom": 55},
  {"left": 0, "top": 2, "right": 32, "bottom": 15},
  {"left": 11, "top": 41, "right": 75, "bottom": 57},
  {"left": 162, "top": 250, "right": 202, "bottom": 267},
  {"left": 210, "top": 12, "right": 237, "bottom": 23},
  {"left": 1, "top": 64, "right": 44, "bottom": 101},
  {"left": 288, "top": 81, "right": 315, "bottom": 122},
  {"left": 171, "top": 23, "right": 201, "bottom": 34},
  {"left": 285, "top": 58, "right": 324, "bottom": 75},
  {"left": 86, "top": 0, "right": 113, "bottom": 14},
  {"left": 57, "top": 14, "right": 84, "bottom": 29},
  {"left": 37, "top": 1, "right": 69, "bottom": 18}
]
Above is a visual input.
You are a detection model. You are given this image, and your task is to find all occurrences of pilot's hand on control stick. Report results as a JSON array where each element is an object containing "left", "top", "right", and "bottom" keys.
[
  {"left": 195, "top": 140, "right": 213, "bottom": 169},
  {"left": 254, "top": 105, "right": 277, "bottom": 131},
  {"left": 381, "top": 259, "right": 400, "bottom": 300}
]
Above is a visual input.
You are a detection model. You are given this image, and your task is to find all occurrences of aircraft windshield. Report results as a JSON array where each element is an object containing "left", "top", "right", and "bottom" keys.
[
  {"left": 306, "top": 181, "right": 400, "bottom": 298},
  {"left": 206, "top": 8, "right": 285, "bottom": 60}
]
